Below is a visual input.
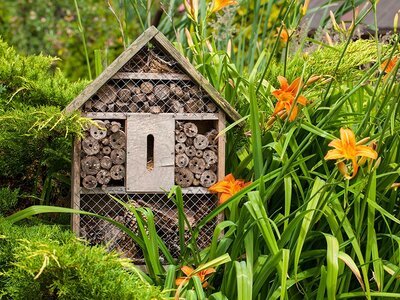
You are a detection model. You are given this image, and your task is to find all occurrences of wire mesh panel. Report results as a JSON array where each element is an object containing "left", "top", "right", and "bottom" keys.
[
  {"left": 120, "top": 46, "right": 184, "bottom": 74},
  {"left": 79, "top": 192, "right": 217, "bottom": 262}
]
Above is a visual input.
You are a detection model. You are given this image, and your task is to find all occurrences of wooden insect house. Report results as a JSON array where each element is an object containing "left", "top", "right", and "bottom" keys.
[{"left": 65, "top": 26, "right": 241, "bottom": 261}]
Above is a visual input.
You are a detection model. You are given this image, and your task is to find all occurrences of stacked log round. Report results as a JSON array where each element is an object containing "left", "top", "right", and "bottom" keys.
[
  {"left": 81, "top": 120, "right": 126, "bottom": 189},
  {"left": 175, "top": 121, "right": 218, "bottom": 188},
  {"left": 84, "top": 80, "right": 220, "bottom": 115}
]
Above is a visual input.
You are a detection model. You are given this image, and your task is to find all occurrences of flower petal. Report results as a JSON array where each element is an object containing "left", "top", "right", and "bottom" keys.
[
  {"left": 340, "top": 128, "right": 356, "bottom": 149},
  {"left": 380, "top": 56, "right": 398, "bottom": 73},
  {"left": 210, "top": 0, "right": 238, "bottom": 13},
  {"left": 175, "top": 277, "right": 189, "bottom": 286},
  {"left": 273, "top": 101, "right": 285, "bottom": 115},
  {"left": 355, "top": 145, "right": 378, "bottom": 159},
  {"left": 200, "top": 268, "right": 216, "bottom": 277},
  {"left": 219, "top": 192, "right": 232, "bottom": 204},
  {"left": 209, "top": 181, "right": 230, "bottom": 193},
  {"left": 277, "top": 76, "right": 289, "bottom": 90},
  {"left": 224, "top": 173, "right": 236, "bottom": 182},
  {"left": 325, "top": 149, "right": 344, "bottom": 160},
  {"left": 288, "top": 105, "right": 298, "bottom": 121},
  {"left": 181, "top": 266, "right": 194, "bottom": 276},
  {"left": 328, "top": 139, "right": 343, "bottom": 150},
  {"left": 349, "top": 158, "right": 359, "bottom": 179},
  {"left": 288, "top": 77, "right": 302, "bottom": 94},
  {"left": 297, "top": 95, "right": 308, "bottom": 106}
]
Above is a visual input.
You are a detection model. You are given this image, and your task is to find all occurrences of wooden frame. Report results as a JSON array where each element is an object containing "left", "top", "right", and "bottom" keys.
[
  {"left": 64, "top": 26, "right": 241, "bottom": 123},
  {"left": 67, "top": 25, "right": 240, "bottom": 260},
  {"left": 71, "top": 138, "right": 81, "bottom": 234},
  {"left": 112, "top": 72, "right": 191, "bottom": 81}
]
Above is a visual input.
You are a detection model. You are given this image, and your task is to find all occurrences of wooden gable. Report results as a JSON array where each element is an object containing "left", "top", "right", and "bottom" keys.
[{"left": 65, "top": 26, "right": 241, "bottom": 122}]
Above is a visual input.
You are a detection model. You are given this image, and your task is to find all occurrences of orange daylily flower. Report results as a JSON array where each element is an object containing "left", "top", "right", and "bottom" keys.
[
  {"left": 175, "top": 266, "right": 216, "bottom": 287},
  {"left": 275, "top": 27, "right": 289, "bottom": 43},
  {"left": 324, "top": 128, "right": 378, "bottom": 179},
  {"left": 272, "top": 76, "right": 308, "bottom": 121},
  {"left": 209, "top": 173, "right": 251, "bottom": 204},
  {"left": 380, "top": 56, "right": 398, "bottom": 78},
  {"left": 210, "top": 0, "right": 238, "bottom": 14}
]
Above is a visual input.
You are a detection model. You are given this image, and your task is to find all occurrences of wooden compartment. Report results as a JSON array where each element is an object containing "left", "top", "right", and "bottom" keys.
[
  {"left": 174, "top": 120, "right": 219, "bottom": 189},
  {"left": 80, "top": 119, "right": 126, "bottom": 190}
]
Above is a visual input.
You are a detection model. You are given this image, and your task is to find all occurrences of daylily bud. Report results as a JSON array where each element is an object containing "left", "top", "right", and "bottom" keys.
[
  {"left": 227, "top": 39, "right": 232, "bottom": 58},
  {"left": 325, "top": 32, "right": 334, "bottom": 46},
  {"left": 337, "top": 161, "right": 349, "bottom": 179},
  {"left": 391, "top": 183, "right": 400, "bottom": 190},
  {"left": 356, "top": 137, "right": 370, "bottom": 146},
  {"left": 301, "top": 0, "right": 310, "bottom": 16},
  {"left": 184, "top": 28, "right": 195, "bottom": 49},
  {"left": 206, "top": 40, "right": 213, "bottom": 52},
  {"left": 184, "top": 0, "right": 199, "bottom": 23},
  {"left": 306, "top": 75, "right": 322, "bottom": 86},
  {"left": 372, "top": 157, "right": 381, "bottom": 171},
  {"left": 330, "top": 11, "right": 341, "bottom": 32}
]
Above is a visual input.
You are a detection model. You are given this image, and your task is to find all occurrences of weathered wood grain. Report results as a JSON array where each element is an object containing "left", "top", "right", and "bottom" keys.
[
  {"left": 71, "top": 138, "right": 81, "bottom": 234},
  {"left": 152, "top": 30, "right": 241, "bottom": 122},
  {"left": 126, "top": 114, "right": 175, "bottom": 192},
  {"left": 64, "top": 26, "right": 159, "bottom": 114},
  {"left": 112, "top": 72, "right": 191, "bottom": 80},
  {"left": 217, "top": 112, "right": 226, "bottom": 181}
]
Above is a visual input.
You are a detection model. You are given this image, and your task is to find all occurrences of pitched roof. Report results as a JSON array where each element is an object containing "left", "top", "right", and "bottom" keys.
[
  {"left": 304, "top": 0, "right": 399, "bottom": 33},
  {"left": 65, "top": 26, "right": 241, "bottom": 122}
]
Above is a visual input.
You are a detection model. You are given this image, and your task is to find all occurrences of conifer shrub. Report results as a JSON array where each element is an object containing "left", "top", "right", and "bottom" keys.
[
  {"left": 0, "top": 221, "right": 162, "bottom": 299},
  {"left": 0, "top": 39, "right": 90, "bottom": 204},
  {"left": 0, "top": 187, "right": 19, "bottom": 216}
]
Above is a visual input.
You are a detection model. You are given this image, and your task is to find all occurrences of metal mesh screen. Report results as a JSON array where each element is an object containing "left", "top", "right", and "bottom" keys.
[
  {"left": 78, "top": 192, "right": 217, "bottom": 262},
  {"left": 120, "top": 46, "right": 183, "bottom": 74}
]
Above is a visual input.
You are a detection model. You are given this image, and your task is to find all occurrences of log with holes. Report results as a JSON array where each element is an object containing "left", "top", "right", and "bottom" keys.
[
  {"left": 174, "top": 121, "right": 218, "bottom": 188},
  {"left": 81, "top": 120, "right": 126, "bottom": 189}
]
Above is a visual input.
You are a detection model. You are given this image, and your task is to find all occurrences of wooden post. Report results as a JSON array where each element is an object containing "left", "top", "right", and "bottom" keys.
[
  {"left": 217, "top": 112, "right": 226, "bottom": 181},
  {"left": 217, "top": 112, "right": 226, "bottom": 224},
  {"left": 71, "top": 137, "right": 81, "bottom": 235}
]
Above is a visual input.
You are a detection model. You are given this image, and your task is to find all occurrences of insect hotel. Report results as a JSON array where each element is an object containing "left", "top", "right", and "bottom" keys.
[{"left": 65, "top": 26, "right": 241, "bottom": 261}]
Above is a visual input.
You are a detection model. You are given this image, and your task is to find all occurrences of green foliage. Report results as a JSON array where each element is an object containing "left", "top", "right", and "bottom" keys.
[
  {"left": 0, "top": 39, "right": 89, "bottom": 205},
  {"left": 0, "top": 187, "right": 19, "bottom": 216},
  {"left": 305, "top": 39, "right": 392, "bottom": 79},
  {"left": 1, "top": 1, "right": 400, "bottom": 299},
  {"left": 0, "top": 0, "right": 139, "bottom": 80},
  {"left": 0, "top": 38, "right": 86, "bottom": 107},
  {"left": 0, "top": 221, "right": 162, "bottom": 300}
]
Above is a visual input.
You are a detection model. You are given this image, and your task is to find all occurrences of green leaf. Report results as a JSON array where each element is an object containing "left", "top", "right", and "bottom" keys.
[
  {"left": 324, "top": 234, "right": 339, "bottom": 300},
  {"left": 294, "top": 177, "right": 326, "bottom": 276}
]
